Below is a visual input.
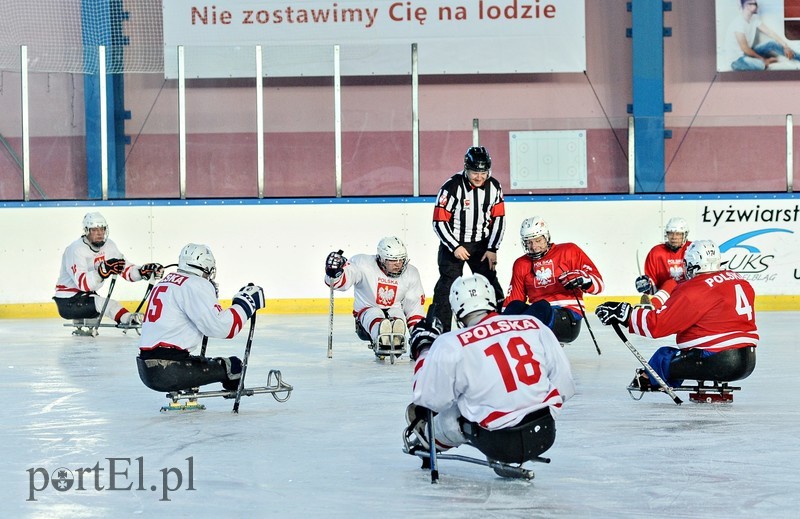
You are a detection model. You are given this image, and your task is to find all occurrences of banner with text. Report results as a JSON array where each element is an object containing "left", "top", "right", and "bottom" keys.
[{"left": 163, "top": 0, "right": 586, "bottom": 78}]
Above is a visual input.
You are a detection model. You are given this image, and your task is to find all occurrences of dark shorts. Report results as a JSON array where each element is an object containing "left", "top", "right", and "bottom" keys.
[{"left": 461, "top": 407, "right": 556, "bottom": 464}]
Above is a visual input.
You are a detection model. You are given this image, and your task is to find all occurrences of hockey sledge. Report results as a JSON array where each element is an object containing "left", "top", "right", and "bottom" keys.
[
  {"left": 404, "top": 445, "right": 543, "bottom": 480},
  {"left": 401, "top": 411, "right": 549, "bottom": 481},
  {"left": 65, "top": 318, "right": 141, "bottom": 337},
  {"left": 160, "top": 370, "right": 293, "bottom": 412},
  {"left": 627, "top": 380, "right": 741, "bottom": 403},
  {"left": 356, "top": 318, "right": 407, "bottom": 364},
  {"left": 626, "top": 346, "right": 755, "bottom": 404}
]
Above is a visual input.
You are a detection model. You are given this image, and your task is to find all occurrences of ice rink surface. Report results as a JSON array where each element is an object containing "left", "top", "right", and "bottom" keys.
[{"left": 2, "top": 312, "right": 799, "bottom": 519}]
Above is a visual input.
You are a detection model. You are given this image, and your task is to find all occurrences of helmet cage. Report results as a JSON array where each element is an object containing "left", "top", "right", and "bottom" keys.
[
  {"left": 376, "top": 236, "right": 408, "bottom": 278},
  {"left": 664, "top": 217, "right": 689, "bottom": 252},
  {"left": 82, "top": 212, "right": 109, "bottom": 247},
  {"left": 519, "top": 217, "right": 551, "bottom": 260}
]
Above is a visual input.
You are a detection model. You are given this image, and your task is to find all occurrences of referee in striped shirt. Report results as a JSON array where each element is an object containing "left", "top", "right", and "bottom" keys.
[{"left": 430, "top": 146, "right": 506, "bottom": 331}]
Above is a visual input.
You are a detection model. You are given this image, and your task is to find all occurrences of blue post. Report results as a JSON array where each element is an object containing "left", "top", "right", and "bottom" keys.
[
  {"left": 628, "top": 1, "right": 669, "bottom": 193},
  {"left": 82, "top": 0, "right": 128, "bottom": 199}
]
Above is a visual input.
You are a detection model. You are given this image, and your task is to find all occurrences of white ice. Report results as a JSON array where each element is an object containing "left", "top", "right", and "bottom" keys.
[{"left": 1, "top": 312, "right": 799, "bottom": 518}]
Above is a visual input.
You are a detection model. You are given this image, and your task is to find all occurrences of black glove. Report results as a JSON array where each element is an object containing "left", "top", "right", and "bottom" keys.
[
  {"left": 139, "top": 262, "right": 164, "bottom": 280},
  {"left": 595, "top": 302, "right": 632, "bottom": 326},
  {"left": 558, "top": 269, "right": 592, "bottom": 291},
  {"left": 409, "top": 316, "right": 443, "bottom": 361},
  {"left": 98, "top": 258, "right": 125, "bottom": 279},
  {"left": 635, "top": 275, "right": 656, "bottom": 295},
  {"left": 325, "top": 250, "right": 346, "bottom": 278},
  {"left": 232, "top": 283, "right": 265, "bottom": 319}
]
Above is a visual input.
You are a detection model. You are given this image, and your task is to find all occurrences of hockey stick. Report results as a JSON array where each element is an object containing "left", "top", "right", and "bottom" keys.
[
  {"left": 327, "top": 250, "right": 343, "bottom": 359},
  {"left": 233, "top": 313, "right": 257, "bottom": 414},
  {"left": 134, "top": 263, "right": 177, "bottom": 314},
  {"left": 427, "top": 408, "right": 439, "bottom": 484},
  {"left": 572, "top": 289, "right": 601, "bottom": 355},
  {"left": 200, "top": 336, "right": 209, "bottom": 357},
  {"left": 89, "top": 275, "right": 117, "bottom": 335},
  {"left": 611, "top": 322, "right": 682, "bottom": 405},
  {"left": 327, "top": 285, "right": 335, "bottom": 359}
]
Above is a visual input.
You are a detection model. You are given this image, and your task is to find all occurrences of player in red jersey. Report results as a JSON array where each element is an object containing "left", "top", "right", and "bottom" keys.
[
  {"left": 502, "top": 216, "right": 604, "bottom": 344},
  {"left": 596, "top": 240, "right": 758, "bottom": 389},
  {"left": 635, "top": 217, "right": 692, "bottom": 309}
]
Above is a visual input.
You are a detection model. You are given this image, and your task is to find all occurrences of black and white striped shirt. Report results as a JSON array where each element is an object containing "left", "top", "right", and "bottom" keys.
[{"left": 432, "top": 173, "right": 506, "bottom": 252}]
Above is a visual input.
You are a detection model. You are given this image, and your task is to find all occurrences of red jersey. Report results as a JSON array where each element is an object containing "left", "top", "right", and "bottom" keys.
[
  {"left": 642, "top": 241, "right": 691, "bottom": 308},
  {"left": 503, "top": 242, "right": 604, "bottom": 315},
  {"left": 628, "top": 270, "right": 758, "bottom": 353}
]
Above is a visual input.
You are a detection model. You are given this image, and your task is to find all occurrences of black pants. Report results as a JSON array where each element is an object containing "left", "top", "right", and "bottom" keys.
[
  {"left": 670, "top": 346, "right": 757, "bottom": 383},
  {"left": 137, "top": 347, "right": 241, "bottom": 392},
  {"left": 503, "top": 300, "right": 582, "bottom": 344},
  {"left": 431, "top": 241, "right": 504, "bottom": 332},
  {"left": 53, "top": 293, "right": 99, "bottom": 320},
  {"left": 461, "top": 407, "right": 556, "bottom": 464}
]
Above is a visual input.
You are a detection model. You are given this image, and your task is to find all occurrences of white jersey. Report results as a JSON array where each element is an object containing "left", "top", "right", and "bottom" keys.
[
  {"left": 139, "top": 271, "right": 250, "bottom": 352},
  {"left": 55, "top": 237, "right": 142, "bottom": 297},
  {"left": 325, "top": 254, "right": 425, "bottom": 328},
  {"left": 413, "top": 313, "right": 575, "bottom": 430}
]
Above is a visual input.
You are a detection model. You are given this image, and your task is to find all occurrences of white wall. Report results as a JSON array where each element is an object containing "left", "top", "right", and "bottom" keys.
[{"left": 1, "top": 197, "right": 798, "bottom": 307}]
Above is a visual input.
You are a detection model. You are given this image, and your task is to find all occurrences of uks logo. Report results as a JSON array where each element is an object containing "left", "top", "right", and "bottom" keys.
[{"left": 717, "top": 228, "right": 792, "bottom": 279}]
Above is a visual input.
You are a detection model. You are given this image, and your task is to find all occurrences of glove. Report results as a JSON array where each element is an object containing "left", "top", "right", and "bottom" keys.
[
  {"left": 635, "top": 275, "right": 656, "bottom": 295},
  {"left": 232, "top": 283, "right": 265, "bottom": 319},
  {"left": 409, "top": 316, "right": 443, "bottom": 361},
  {"left": 98, "top": 258, "right": 125, "bottom": 279},
  {"left": 559, "top": 269, "right": 592, "bottom": 291},
  {"left": 325, "top": 250, "right": 346, "bottom": 278},
  {"left": 594, "top": 302, "right": 632, "bottom": 326},
  {"left": 139, "top": 263, "right": 164, "bottom": 280}
]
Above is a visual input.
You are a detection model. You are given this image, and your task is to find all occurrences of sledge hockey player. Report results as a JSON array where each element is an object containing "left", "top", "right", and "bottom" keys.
[
  {"left": 595, "top": 240, "right": 758, "bottom": 393},
  {"left": 502, "top": 216, "right": 604, "bottom": 344},
  {"left": 324, "top": 237, "right": 425, "bottom": 357},
  {"left": 54, "top": 212, "right": 163, "bottom": 328},
  {"left": 635, "top": 217, "right": 692, "bottom": 309},
  {"left": 405, "top": 273, "right": 575, "bottom": 471},
  {"left": 136, "top": 243, "right": 265, "bottom": 394}
]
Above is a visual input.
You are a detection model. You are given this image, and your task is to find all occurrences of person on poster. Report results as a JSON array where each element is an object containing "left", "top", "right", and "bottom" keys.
[{"left": 724, "top": 0, "right": 800, "bottom": 71}]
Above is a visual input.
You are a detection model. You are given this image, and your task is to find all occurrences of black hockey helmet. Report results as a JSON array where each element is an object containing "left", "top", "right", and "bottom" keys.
[{"left": 464, "top": 146, "right": 491, "bottom": 173}]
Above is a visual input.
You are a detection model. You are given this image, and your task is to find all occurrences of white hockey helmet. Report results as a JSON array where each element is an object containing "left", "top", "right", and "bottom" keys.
[
  {"left": 376, "top": 236, "right": 408, "bottom": 278},
  {"left": 82, "top": 211, "right": 109, "bottom": 248},
  {"left": 664, "top": 217, "right": 689, "bottom": 251},
  {"left": 520, "top": 216, "right": 551, "bottom": 259},
  {"left": 178, "top": 243, "right": 217, "bottom": 281},
  {"left": 449, "top": 274, "right": 496, "bottom": 323},
  {"left": 683, "top": 239, "right": 721, "bottom": 279}
]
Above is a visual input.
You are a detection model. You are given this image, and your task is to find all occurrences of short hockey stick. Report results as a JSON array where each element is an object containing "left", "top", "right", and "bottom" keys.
[
  {"left": 427, "top": 408, "right": 439, "bottom": 484},
  {"left": 572, "top": 289, "right": 601, "bottom": 355},
  {"left": 233, "top": 313, "right": 257, "bottom": 413},
  {"left": 92, "top": 275, "right": 117, "bottom": 332},
  {"left": 134, "top": 263, "right": 177, "bottom": 314},
  {"left": 611, "top": 322, "right": 682, "bottom": 405},
  {"left": 327, "top": 250, "right": 343, "bottom": 359},
  {"left": 327, "top": 285, "right": 335, "bottom": 359}
]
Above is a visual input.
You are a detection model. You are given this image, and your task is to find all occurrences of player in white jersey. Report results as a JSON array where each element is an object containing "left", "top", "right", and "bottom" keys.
[
  {"left": 137, "top": 243, "right": 265, "bottom": 392},
  {"left": 54, "top": 212, "right": 163, "bottom": 326},
  {"left": 404, "top": 273, "right": 575, "bottom": 464},
  {"left": 324, "top": 237, "right": 425, "bottom": 353}
]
